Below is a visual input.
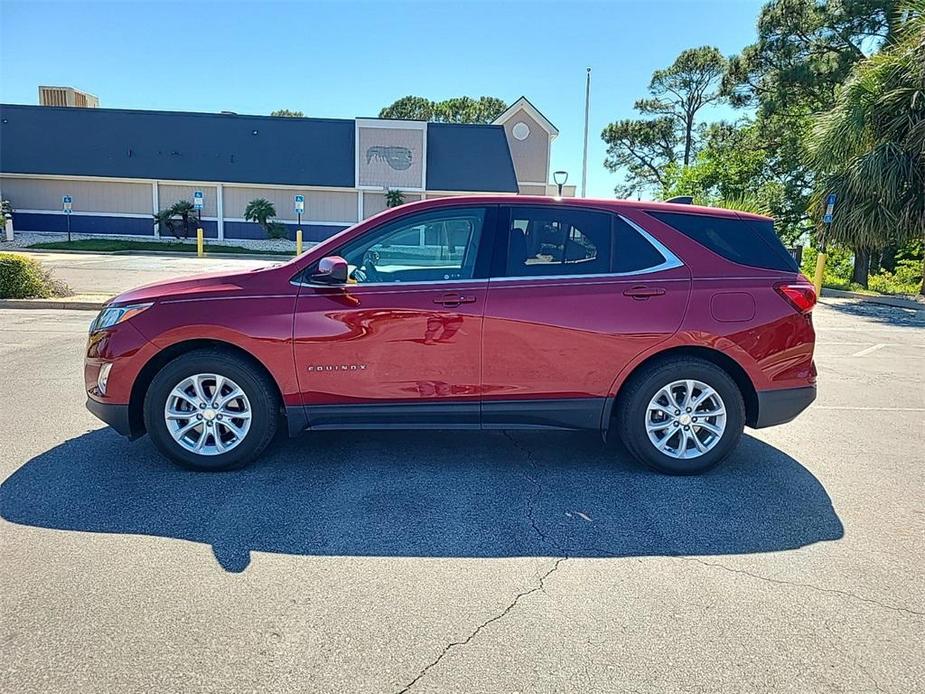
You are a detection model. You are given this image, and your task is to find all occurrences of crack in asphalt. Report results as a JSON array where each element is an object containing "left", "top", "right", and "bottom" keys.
[
  {"left": 395, "top": 557, "right": 567, "bottom": 694},
  {"left": 397, "top": 431, "right": 919, "bottom": 692},
  {"left": 677, "top": 556, "right": 925, "bottom": 618},
  {"left": 501, "top": 430, "right": 567, "bottom": 555},
  {"left": 395, "top": 433, "right": 568, "bottom": 693}
]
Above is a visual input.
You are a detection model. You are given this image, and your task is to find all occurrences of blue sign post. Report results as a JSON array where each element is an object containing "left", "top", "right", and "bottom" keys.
[
  {"left": 193, "top": 191, "right": 204, "bottom": 257},
  {"left": 814, "top": 192, "right": 837, "bottom": 296},
  {"left": 62, "top": 195, "right": 73, "bottom": 242},
  {"left": 823, "top": 192, "right": 837, "bottom": 225},
  {"left": 295, "top": 195, "right": 305, "bottom": 255}
]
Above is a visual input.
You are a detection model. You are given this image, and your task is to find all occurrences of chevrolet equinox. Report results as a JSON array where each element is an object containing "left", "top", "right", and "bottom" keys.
[{"left": 85, "top": 196, "right": 817, "bottom": 474}]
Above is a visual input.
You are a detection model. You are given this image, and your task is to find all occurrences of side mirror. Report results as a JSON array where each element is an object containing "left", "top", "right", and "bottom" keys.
[{"left": 311, "top": 255, "right": 348, "bottom": 284}]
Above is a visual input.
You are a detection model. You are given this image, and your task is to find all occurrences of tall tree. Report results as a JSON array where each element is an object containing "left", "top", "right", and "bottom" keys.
[
  {"left": 270, "top": 109, "right": 304, "bottom": 117},
  {"left": 719, "top": 0, "right": 900, "bottom": 260},
  {"left": 637, "top": 46, "right": 728, "bottom": 166},
  {"left": 724, "top": 0, "right": 897, "bottom": 114},
  {"left": 379, "top": 95, "right": 507, "bottom": 124},
  {"left": 378, "top": 96, "right": 435, "bottom": 121},
  {"left": 602, "top": 47, "right": 726, "bottom": 197},
  {"left": 807, "top": 2, "right": 925, "bottom": 291},
  {"left": 601, "top": 118, "right": 678, "bottom": 197}
]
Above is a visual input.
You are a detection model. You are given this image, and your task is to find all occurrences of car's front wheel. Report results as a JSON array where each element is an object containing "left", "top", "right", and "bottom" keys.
[
  {"left": 616, "top": 358, "right": 745, "bottom": 475},
  {"left": 143, "top": 349, "right": 279, "bottom": 471}
]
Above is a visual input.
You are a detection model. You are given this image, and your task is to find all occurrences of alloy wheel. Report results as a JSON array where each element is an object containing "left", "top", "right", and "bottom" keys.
[
  {"left": 645, "top": 379, "right": 727, "bottom": 460},
  {"left": 164, "top": 373, "right": 252, "bottom": 456}
]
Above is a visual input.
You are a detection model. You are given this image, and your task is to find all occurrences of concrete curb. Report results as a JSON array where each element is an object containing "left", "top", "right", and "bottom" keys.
[
  {"left": 820, "top": 288, "right": 924, "bottom": 311},
  {"left": 0, "top": 297, "right": 107, "bottom": 311}
]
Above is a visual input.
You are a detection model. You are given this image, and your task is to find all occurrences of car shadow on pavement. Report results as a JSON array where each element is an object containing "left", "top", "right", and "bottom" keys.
[
  {"left": 819, "top": 297, "right": 925, "bottom": 326},
  {"left": 0, "top": 428, "right": 844, "bottom": 573}
]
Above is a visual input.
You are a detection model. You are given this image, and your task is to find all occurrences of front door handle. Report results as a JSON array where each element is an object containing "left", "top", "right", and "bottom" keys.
[
  {"left": 623, "top": 286, "right": 666, "bottom": 299},
  {"left": 434, "top": 293, "right": 477, "bottom": 307}
]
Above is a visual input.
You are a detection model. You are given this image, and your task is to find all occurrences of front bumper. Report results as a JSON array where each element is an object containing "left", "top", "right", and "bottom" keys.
[
  {"left": 753, "top": 385, "right": 817, "bottom": 428},
  {"left": 86, "top": 397, "right": 136, "bottom": 438}
]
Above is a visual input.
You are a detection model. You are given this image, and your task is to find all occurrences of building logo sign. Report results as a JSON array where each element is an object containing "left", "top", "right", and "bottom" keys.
[
  {"left": 357, "top": 124, "right": 425, "bottom": 189},
  {"left": 366, "top": 145, "right": 413, "bottom": 171}
]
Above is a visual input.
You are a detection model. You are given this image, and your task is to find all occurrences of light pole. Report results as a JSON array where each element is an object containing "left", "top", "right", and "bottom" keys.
[
  {"left": 581, "top": 67, "right": 591, "bottom": 198},
  {"left": 553, "top": 171, "right": 569, "bottom": 197}
]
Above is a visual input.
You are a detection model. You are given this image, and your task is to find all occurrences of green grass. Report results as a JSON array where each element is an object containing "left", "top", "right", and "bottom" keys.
[{"left": 28, "top": 238, "right": 292, "bottom": 256}]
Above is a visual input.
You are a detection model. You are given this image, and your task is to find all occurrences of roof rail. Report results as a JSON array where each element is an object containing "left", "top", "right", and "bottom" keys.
[{"left": 665, "top": 196, "right": 694, "bottom": 204}]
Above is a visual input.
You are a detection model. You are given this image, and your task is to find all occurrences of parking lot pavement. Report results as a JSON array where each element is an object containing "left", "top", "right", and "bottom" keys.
[
  {"left": 0, "top": 299, "right": 922, "bottom": 693},
  {"left": 15, "top": 250, "right": 279, "bottom": 296}
]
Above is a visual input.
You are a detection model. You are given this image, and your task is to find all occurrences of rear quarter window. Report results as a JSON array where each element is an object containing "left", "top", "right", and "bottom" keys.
[{"left": 647, "top": 211, "right": 798, "bottom": 272}]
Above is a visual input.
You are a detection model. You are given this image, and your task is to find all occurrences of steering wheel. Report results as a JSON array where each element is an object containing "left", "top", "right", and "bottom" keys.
[{"left": 354, "top": 250, "right": 382, "bottom": 284}]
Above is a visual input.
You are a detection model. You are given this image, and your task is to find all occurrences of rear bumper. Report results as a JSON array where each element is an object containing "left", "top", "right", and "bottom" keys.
[
  {"left": 753, "top": 385, "right": 817, "bottom": 428},
  {"left": 86, "top": 397, "right": 135, "bottom": 438}
]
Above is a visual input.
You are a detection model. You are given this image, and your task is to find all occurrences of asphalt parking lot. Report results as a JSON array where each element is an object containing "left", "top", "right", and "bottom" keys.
[
  {"left": 16, "top": 250, "right": 275, "bottom": 296},
  {"left": 1, "top": 299, "right": 923, "bottom": 693}
]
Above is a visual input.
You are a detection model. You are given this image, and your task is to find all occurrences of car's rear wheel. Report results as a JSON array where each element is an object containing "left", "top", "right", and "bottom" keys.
[
  {"left": 143, "top": 349, "right": 279, "bottom": 471},
  {"left": 616, "top": 358, "right": 745, "bottom": 475}
]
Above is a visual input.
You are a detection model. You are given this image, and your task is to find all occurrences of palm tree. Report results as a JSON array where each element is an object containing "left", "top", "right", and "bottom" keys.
[
  {"left": 808, "top": 2, "right": 925, "bottom": 292},
  {"left": 244, "top": 198, "right": 286, "bottom": 239},
  {"left": 385, "top": 189, "right": 406, "bottom": 208},
  {"left": 153, "top": 200, "right": 199, "bottom": 240}
]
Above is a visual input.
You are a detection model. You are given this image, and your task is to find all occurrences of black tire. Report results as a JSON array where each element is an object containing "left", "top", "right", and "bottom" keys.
[
  {"left": 616, "top": 358, "right": 745, "bottom": 475},
  {"left": 143, "top": 348, "right": 279, "bottom": 471}
]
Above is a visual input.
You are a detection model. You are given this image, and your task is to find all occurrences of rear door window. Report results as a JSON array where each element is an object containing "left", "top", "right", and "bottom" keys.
[
  {"left": 612, "top": 215, "right": 669, "bottom": 273},
  {"left": 647, "top": 211, "right": 797, "bottom": 272},
  {"left": 504, "top": 206, "right": 611, "bottom": 277},
  {"left": 498, "top": 206, "right": 674, "bottom": 278}
]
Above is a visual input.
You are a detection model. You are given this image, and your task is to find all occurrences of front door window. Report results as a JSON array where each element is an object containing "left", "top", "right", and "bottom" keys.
[{"left": 337, "top": 207, "right": 486, "bottom": 284}]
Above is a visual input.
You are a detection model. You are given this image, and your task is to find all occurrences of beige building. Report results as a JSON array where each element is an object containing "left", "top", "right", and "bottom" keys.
[
  {"left": 38, "top": 86, "right": 99, "bottom": 108},
  {"left": 0, "top": 96, "right": 573, "bottom": 242}
]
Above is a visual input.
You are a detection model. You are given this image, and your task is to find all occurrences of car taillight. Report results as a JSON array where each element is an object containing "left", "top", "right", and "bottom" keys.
[{"left": 775, "top": 279, "right": 816, "bottom": 314}]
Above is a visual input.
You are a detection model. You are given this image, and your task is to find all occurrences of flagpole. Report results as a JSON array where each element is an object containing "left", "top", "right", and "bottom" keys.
[{"left": 581, "top": 67, "right": 591, "bottom": 198}]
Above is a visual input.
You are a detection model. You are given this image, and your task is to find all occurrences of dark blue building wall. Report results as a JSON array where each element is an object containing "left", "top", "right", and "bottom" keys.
[{"left": 13, "top": 213, "right": 219, "bottom": 238}]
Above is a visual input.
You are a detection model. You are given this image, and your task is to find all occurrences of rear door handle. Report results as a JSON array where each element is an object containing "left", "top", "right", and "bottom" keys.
[
  {"left": 623, "top": 286, "right": 666, "bottom": 299},
  {"left": 434, "top": 293, "right": 477, "bottom": 307}
]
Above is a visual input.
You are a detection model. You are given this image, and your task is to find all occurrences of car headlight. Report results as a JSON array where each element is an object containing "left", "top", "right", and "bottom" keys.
[{"left": 89, "top": 302, "right": 153, "bottom": 333}]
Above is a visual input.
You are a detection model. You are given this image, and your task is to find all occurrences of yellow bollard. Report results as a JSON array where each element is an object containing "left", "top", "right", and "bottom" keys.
[
  {"left": 196, "top": 227, "right": 204, "bottom": 258},
  {"left": 296, "top": 228, "right": 303, "bottom": 256},
  {"left": 813, "top": 251, "right": 827, "bottom": 297}
]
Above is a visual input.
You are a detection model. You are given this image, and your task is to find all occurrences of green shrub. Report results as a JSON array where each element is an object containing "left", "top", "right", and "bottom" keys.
[
  {"left": 0, "top": 253, "right": 71, "bottom": 299},
  {"left": 800, "top": 244, "right": 923, "bottom": 295},
  {"left": 867, "top": 260, "right": 922, "bottom": 295}
]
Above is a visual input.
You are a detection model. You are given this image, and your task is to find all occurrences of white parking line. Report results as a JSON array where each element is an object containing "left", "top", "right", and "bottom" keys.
[
  {"left": 852, "top": 343, "right": 888, "bottom": 357},
  {"left": 815, "top": 406, "right": 925, "bottom": 412}
]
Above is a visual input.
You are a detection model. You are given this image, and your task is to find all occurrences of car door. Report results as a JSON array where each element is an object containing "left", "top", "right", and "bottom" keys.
[
  {"left": 481, "top": 204, "right": 691, "bottom": 430},
  {"left": 293, "top": 205, "right": 496, "bottom": 428}
]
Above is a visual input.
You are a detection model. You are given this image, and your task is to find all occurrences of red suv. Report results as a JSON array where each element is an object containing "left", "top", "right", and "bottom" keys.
[{"left": 85, "top": 196, "right": 816, "bottom": 475}]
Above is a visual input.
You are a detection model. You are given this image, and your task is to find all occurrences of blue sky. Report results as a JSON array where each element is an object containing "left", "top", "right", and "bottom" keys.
[{"left": 0, "top": 0, "right": 764, "bottom": 198}]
